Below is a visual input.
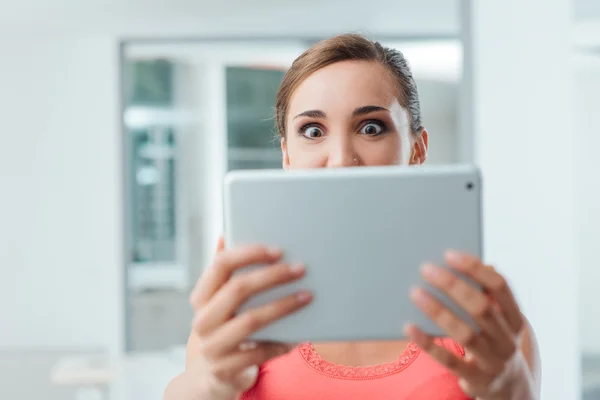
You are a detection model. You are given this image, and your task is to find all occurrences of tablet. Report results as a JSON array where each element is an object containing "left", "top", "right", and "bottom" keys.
[{"left": 223, "top": 164, "right": 483, "bottom": 343}]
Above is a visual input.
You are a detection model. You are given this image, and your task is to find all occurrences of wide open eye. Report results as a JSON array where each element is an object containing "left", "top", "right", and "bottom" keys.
[
  {"left": 360, "top": 122, "right": 385, "bottom": 136},
  {"left": 301, "top": 125, "right": 325, "bottom": 139}
]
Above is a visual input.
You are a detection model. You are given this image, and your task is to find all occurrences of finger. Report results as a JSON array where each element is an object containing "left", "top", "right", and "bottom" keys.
[
  {"left": 210, "top": 342, "right": 292, "bottom": 390},
  {"left": 216, "top": 235, "right": 225, "bottom": 253},
  {"left": 189, "top": 236, "right": 226, "bottom": 305},
  {"left": 409, "top": 288, "right": 503, "bottom": 374},
  {"left": 203, "top": 290, "right": 312, "bottom": 357},
  {"left": 420, "top": 263, "right": 513, "bottom": 355},
  {"left": 193, "top": 263, "right": 306, "bottom": 335},
  {"left": 202, "top": 365, "right": 257, "bottom": 399},
  {"left": 445, "top": 250, "right": 524, "bottom": 334},
  {"left": 404, "top": 323, "right": 480, "bottom": 379},
  {"left": 190, "top": 245, "right": 283, "bottom": 309},
  {"left": 457, "top": 354, "right": 487, "bottom": 398},
  {"left": 487, "top": 304, "right": 520, "bottom": 359}
]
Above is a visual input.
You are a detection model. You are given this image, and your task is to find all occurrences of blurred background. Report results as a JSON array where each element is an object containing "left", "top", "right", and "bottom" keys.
[{"left": 0, "top": 0, "right": 598, "bottom": 399}]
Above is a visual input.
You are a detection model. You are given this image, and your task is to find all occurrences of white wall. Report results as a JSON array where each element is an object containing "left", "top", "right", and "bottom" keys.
[
  {"left": 574, "top": 54, "right": 600, "bottom": 356},
  {"left": 464, "top": 1, "right": 579, "bottom": 398},
  {"left": 0, "top": 37, "right": 123, "bottom": 353}
]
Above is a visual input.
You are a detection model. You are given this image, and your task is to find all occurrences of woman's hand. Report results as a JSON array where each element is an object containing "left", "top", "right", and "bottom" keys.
[
  {"left": 405, "top": 250, "right": 539, "bottom": 400},
  {"left": 165, "top": 237, "right": 312, "bottom": 400}
]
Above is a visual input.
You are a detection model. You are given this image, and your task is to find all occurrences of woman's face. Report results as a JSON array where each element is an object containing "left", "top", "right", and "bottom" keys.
[{"left": 282, "top": 60, "right": 428, "bottom": 170}]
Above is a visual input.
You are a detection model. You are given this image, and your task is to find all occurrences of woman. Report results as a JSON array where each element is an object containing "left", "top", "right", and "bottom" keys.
[{"left": 165, "top": 33, "right": 541, "bottom": 400}]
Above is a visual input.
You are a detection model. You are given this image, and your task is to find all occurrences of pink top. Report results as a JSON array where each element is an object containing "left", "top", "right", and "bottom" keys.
[{"left": 241, "top": 338, "right": 472, "bottom": 399}]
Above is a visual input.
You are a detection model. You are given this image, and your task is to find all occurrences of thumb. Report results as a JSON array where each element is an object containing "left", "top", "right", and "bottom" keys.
[
  {"left": 233, "top": 342, "right": 295, "bottom": 392},
  {"left": 234, "top": 365, "right": 259, "bottom": 392},
  {"left": 206, "top": 366, "right": 257, "bottom": 400}
]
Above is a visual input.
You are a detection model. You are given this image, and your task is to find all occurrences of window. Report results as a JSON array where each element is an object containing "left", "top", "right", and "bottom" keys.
[
  {"left": 129, "top": 127, "right": 177, "bottom": 263},
  {"left": 124, "top": 59, "right": 185, "bottom": 291},
  {"left": 225, "top": 66, "right": 286, "bottom": 171}
]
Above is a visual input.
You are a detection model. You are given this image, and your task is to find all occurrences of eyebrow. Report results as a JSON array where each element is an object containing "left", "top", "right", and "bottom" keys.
[
  {"left": 352, "top": 105, "right": 389, "bottom": 116},
  {"left": 293, "top": 105, "right": 389, "bottom": 120}
]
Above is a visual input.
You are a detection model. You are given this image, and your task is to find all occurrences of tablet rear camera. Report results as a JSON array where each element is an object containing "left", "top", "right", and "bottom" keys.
[{"left": 466, "top": 182, "right": 474, "bottom": 190}]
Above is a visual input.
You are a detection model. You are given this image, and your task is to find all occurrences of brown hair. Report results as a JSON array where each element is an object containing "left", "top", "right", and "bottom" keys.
[{"left": 275, "top": 33, "right": 422, "bottom": 138}]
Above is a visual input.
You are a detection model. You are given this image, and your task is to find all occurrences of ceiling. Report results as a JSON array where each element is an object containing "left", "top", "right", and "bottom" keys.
[
  {"left": 0, "top": 0, "right": 599, "bottom": 40},
  {"left": 0, "top": 0, "right": 458, "bottom": 36}
]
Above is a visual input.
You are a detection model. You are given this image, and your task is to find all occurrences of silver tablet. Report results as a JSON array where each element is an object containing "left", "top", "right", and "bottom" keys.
[{"left": 223, "top": 164, "right": 483, "bottom": 343}]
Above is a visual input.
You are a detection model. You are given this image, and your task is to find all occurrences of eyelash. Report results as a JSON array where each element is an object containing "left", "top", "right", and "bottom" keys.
[
  {"left": 360, "top": 120, "right": 388, "bottom": 136},
  {"left": 297, "top": 123, "right": 323, "bottom": 139},
  {"left": 297, "top": 120, "right": 388, "bottom": 138}
]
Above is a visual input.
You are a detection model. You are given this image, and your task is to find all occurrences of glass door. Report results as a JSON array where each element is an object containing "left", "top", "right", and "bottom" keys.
[{"left": 122, "top": 40, "right": 308, "bottom": 352}]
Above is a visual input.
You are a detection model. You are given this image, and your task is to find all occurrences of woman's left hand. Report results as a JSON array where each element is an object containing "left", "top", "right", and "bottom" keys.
[{"left": 405, "top": 250, "right": 535, "bottom": 400}]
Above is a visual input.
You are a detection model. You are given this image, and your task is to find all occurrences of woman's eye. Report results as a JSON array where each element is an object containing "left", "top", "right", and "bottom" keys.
[
  {"left": 360, "top": 122, "right": 384, "bottom": 136},
  {"left": 302, "top": 126, "right": 325, "bottom": 139}
]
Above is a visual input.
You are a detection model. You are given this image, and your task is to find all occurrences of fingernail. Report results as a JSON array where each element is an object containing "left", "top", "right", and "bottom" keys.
[
  {"left": 241, "top": 365, "right": 259, "bottom": 380},
  {"left": 268, "top": 247, "right": 282, "bottom": 257},
  {"left": 445, "top": 249, "right": 463, "bottom": 262},
  {"left": 409, "top": 288, "right": 430, "bottom": 306},
  {"left": 296, "top": 291, "right": 312, "bottom": 303},
  {"left": 289, "top": 263, "right": 305, "bottom": 275},
  {"left": 188, "top": 290, "right": 198, "bottom": 306},
  {"left": 420, "top": 263, "right": 438, "bottom": 277},
  {"left": 403, "top": 323, "right": 414, "bottom": 336},
  {"left": 239, "top": 341, "right": 258, "bottom": 351}
]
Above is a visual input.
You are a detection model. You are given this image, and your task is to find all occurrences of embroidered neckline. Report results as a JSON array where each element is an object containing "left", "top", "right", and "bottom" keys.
[{"left": 298, "top": 342, "right": 421, "bottom": 380}]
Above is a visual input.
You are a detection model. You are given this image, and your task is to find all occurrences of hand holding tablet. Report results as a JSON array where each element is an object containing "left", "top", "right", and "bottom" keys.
[{"left": 222, "top": 164, "right": 483, "bottom": 343}]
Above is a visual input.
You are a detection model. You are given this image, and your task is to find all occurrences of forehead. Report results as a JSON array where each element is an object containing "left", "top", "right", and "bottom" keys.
[{"left": 287, "top": 60, "right": 400, "bottom": 116}]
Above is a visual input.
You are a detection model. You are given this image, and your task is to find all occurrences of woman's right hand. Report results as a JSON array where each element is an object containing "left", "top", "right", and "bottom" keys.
[{"left": 164, "top": 237, "right": 312, "bottom": 400}]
